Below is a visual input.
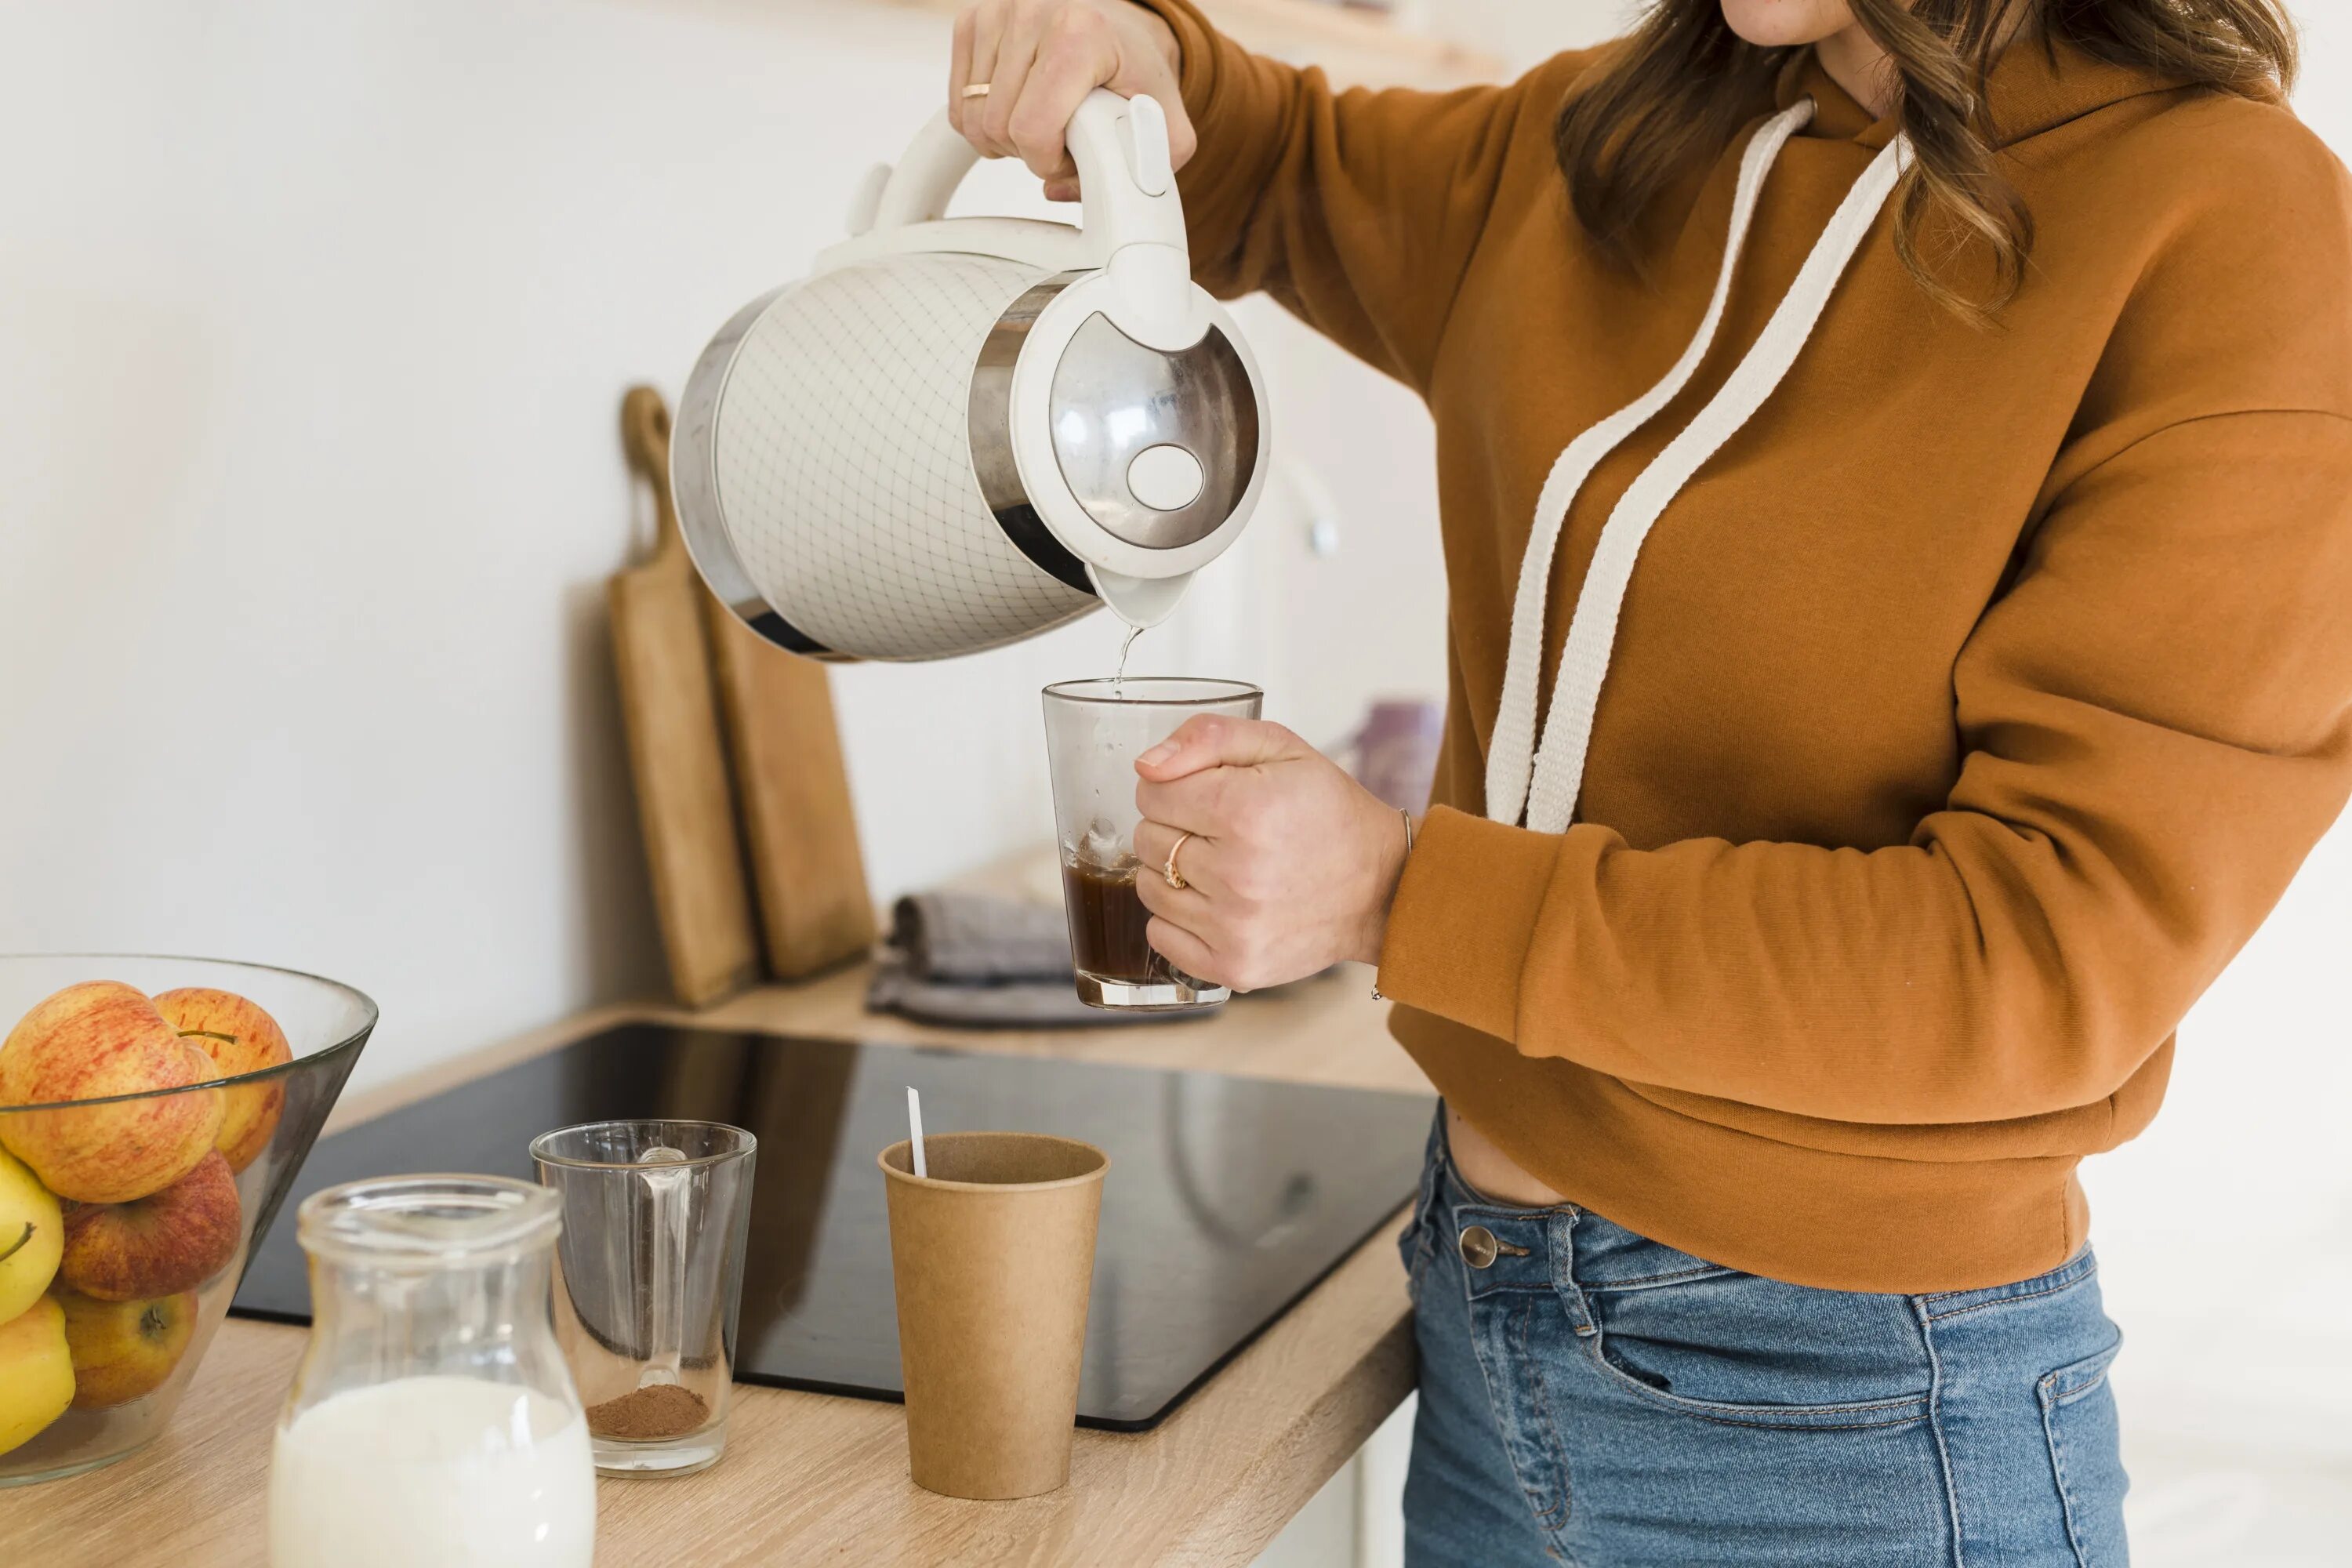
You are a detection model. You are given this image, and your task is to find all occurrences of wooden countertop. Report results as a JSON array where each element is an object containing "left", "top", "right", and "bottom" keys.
[{"left": 0, "top": 957, "right": 1431, "bottom": 1566}]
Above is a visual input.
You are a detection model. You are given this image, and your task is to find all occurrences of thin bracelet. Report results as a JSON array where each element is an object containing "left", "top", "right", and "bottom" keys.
[{"left": 1371, "top": 809, "right": 1416, "bottom": 1001}]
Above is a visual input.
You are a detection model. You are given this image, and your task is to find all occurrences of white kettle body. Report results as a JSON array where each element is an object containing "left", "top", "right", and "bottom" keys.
[{"left": 673, "top": 92, "right": 1272, "bottom": 662}]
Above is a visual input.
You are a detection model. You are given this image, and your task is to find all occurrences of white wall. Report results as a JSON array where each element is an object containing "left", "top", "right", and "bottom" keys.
[
  {"left": 2089, "top": 6, "right": 2352, "bottom": 1506},
  {"left": 0, "top": 0, "right": 1450, "bottom": 1095}
]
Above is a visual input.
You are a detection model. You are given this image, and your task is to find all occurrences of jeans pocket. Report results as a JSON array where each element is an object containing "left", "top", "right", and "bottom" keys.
[
  {"left": 1586, "top": 1267, "right": 1932, "bottom": 1431},
  {"left": 2040, "top": 1334, "right": 2128, "bottom": 1568}
]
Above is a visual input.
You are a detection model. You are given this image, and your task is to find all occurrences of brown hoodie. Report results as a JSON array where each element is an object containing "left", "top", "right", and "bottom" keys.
[{"left": 1142, "top": 0, "right": 2352, "bottom": 1290}]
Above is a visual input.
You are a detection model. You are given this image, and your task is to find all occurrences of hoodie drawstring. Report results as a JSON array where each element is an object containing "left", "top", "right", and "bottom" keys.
[{"left": 1485, "top": 106, "right": 1914, "bottom": 835}]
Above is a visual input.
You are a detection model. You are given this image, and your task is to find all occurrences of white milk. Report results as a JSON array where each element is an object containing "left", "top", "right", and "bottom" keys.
[{"left": 269, "top": 1375, "right": 596, "bottom": 1568}]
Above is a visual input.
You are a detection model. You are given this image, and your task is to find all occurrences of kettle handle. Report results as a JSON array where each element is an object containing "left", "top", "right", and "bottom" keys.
[{"left": 863, "top": 91, "right": 1192, "bottom": 322}]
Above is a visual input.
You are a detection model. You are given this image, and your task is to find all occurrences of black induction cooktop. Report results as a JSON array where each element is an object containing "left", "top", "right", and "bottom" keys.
[{"left": 233, "top": 1022, "right": 1435, "bottom": 1430}]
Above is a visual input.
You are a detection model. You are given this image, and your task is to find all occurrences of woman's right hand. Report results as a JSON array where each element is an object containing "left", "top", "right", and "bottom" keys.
[{"left": 949, "top": 1, "right": 1193, "bottom": 203}]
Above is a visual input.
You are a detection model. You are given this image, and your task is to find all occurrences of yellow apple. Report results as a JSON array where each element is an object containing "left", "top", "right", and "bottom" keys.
[
  {"left": 57, "top": 1288, "right": 198, "bottom": 1410},
  {"left": 151, "top": 987, "right": 292, "bottom": 1174},
  {"left": 0, "top": 1295, "right": 74, "bottom": 1456},
  {"left": 0, "top": 981, "right": 223, "bottom": 1203},
  {"left": 0, "top": 1145, "right": 64, "bottom": 1323},
  {"left": 60, "top": 1150, "right": 242, "bottom": 1301}
]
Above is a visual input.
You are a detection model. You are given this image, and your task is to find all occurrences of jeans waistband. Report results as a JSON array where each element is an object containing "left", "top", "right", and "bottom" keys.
[{"left": 1424, "top": 1105, "right": 1737, "bottom": 1303}]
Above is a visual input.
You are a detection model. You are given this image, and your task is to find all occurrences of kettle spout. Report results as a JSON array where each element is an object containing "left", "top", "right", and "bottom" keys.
[{"left": 1087, "top": 568, "right": 1190, "bottom": 629}]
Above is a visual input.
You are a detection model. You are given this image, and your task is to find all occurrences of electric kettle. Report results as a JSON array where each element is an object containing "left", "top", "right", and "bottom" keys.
[{"left": 672, "top": 89, "right": 1272, "bottom": 662}]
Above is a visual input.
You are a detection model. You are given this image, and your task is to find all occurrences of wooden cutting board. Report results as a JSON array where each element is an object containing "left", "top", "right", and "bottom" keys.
[
  {"left": 702, "top": 587, "right": 878, "bottom": 977},
  {"left": 611, "top": 387, "right": 761, "bottom": 1007}
]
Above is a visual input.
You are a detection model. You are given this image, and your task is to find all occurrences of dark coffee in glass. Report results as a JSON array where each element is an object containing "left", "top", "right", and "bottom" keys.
[
  {"left": 1040, "top": 677, "right": 1262, "bottom": 1011},
  {"left": 1058, "top": 858, "right": 1174, "bottom": 989}
]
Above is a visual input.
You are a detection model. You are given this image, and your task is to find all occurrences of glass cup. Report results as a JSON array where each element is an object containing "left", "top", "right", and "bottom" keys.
[
  {"left": 270, "top": 1176, "right": 595, "bottom": 1568},
  {"left": 530, "top": 1120, "right": 757, "bottom": 1476},
  {"left": 1040, "top": 677, "right": 1263, "bottom": 1011}
]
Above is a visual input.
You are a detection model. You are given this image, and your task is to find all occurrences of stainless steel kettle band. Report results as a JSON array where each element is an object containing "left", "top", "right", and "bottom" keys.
[
  {"left": 671, "top": 284, "right": 840, "bottom": 659},
  {"left": 968, "top": 274, "right": 1100, "bottom": 595}
]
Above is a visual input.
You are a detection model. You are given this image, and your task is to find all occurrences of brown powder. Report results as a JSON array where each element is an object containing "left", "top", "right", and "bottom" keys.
[{"left": 586, "top": 1382, "right": 710, "bottom": 1441}]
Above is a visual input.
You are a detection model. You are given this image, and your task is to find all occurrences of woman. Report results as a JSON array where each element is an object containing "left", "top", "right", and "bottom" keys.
[{"left": 950, "top": 2, "right": 2347, "bottom": 1562}]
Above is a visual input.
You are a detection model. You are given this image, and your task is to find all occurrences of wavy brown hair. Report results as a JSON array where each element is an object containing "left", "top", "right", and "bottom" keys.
[{"left": 1556, "top": 0, "right": 2299, "bottom": 318}]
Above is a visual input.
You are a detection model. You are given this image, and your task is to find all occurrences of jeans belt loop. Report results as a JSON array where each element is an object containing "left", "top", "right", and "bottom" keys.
[{"left": 1549, "top": 1210, "right": 1597, "bottom": 1336}]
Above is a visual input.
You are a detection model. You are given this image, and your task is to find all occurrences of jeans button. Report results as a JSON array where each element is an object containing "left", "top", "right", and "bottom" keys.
[{"left": 1458, "top": 1225, "right": 1499, "bottom": 1269}]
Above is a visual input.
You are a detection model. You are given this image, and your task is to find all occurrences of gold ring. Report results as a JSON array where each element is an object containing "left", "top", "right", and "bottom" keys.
[
  {"left": 961, "top": 82, "right": 992, "bottom": 98},
  {"left": 1163, "top": 831, "right": 1193, "bottom": 891}
]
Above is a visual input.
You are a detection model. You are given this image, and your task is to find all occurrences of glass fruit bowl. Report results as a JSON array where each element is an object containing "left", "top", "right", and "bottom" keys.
[{"left": 0, "top": 955, "right": 374, "bottom": 1486}]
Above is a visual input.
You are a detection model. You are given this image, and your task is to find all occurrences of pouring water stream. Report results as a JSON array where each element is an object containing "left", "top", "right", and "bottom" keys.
[{"left": 1114, "top": 625, "right": 1142, "bottom": 691}]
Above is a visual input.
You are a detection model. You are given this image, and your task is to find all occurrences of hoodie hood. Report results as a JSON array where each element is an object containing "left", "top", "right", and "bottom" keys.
[{"left": 1777, "top": 35, "right": 2194, "bottom": 151}]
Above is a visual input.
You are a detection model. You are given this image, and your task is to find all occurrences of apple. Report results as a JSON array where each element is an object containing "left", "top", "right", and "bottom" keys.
[
  {"left": 152, "top": 987, "right": 292, "bottom": 1173},
  {"left": 0, "top": 981, "right": 223, "bottom": 1203},
  {"left": 57, "top": 1287, "right": 198, "bottom": 1410},
  {"left": 0, "top": 1145, "right": 64, "bottom": 1323},
  {"left": 60, "top": 1150, "right": 242, "bottom": 1301},
  {"left": 0, "top": 1295, "right": 74, "bottom": 1456}
]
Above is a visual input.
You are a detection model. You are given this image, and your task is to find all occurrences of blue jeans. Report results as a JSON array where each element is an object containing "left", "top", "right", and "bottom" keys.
[{"left": 1399, "top": 1112, "right": 2129, "bottom": 1566}]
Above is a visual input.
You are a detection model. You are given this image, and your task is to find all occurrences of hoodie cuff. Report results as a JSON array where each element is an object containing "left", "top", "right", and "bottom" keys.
[
  {"left": 1374, "top": 806, "right": 1556, "bottom": 1044},
  {"left": 1130, "top": 0, "right": 1223, "bottom": 123}
]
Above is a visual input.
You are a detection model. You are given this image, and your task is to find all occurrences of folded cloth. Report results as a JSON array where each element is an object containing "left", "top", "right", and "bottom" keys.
[
  {"left": 867, "top": 890, "right": 1196, "bottom": 1028},
  {"left": 889, "top": 891, "right": 1073, "bottom": 983},
  {"left": 866, "top": 949, "right": 1177, "bottom": 1029}
]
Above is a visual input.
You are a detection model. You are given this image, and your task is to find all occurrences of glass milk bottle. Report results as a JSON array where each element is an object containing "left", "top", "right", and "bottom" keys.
[{"left": 269, "top": 1177, "right": 597, "bottom": 1568}]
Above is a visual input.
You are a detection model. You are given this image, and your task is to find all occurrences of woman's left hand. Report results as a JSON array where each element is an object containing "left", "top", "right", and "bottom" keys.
[{"left": 1131, "top": 716, "right": 1410, "bottom": 992}]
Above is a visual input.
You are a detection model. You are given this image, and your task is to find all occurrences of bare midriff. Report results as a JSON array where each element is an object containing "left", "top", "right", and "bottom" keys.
[{"left": 1444, "top": 1104, "right": 1569, "bottom": 1208}]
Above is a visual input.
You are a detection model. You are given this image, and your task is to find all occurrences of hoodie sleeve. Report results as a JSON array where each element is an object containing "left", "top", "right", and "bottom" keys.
[
  {"left": 1133, "top": 0, "right": 1550, "bottom": 393},
  {"left": 1374, "top": 405, "right": 2352, "bottom": 1124}
]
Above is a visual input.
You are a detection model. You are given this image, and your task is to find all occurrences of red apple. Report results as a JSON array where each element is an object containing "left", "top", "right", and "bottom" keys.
[
  {"left": 151, "top": 987, "right": 292, "bottom": 1173},
  {"left": 59, "top": 1150, "right": 242, "bottom": 1301},
  {"left": 0, "top": 982, "right": 223, "bottom": 1203},
  {"left": 56, "top": 1287, "right": 199, "bottom": 1409}
]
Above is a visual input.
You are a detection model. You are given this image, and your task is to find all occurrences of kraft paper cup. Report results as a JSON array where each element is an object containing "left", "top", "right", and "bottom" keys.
[{"left": 879, "top": 1131, "right": 1109, "bottom": 1501}]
